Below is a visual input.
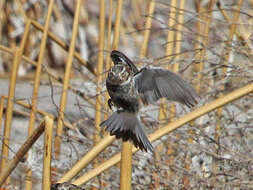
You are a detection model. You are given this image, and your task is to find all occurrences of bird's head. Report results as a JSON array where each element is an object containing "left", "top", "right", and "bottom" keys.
[
  {"left": 107, "top": 64, "right": 131, "bottom": 85},
  {"left": 110, "top": 50, "right": 138, "bottom": 74}
]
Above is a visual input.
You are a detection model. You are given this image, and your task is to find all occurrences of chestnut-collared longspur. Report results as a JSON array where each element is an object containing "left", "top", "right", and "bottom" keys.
[{"left": 100, "top": 50, "right": 198, "bottom": 152}]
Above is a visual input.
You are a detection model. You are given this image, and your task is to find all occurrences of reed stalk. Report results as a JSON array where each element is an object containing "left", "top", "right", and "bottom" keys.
[
  {"left": 58, "top": 135, "right": 115, "bottom": 183},
  {"left": 185, "top": 1, "right": 215, "bottom": 188},
  {"left": 111, "top": 0, "right": 123, "bottom": 50},
  {"left": 157, "top": 1, "right": 177, "bottom": 186},
  {"left": 0, "top": 48, "right": 22, "bottom": 178},
  {"left": 54, "top": 0, "right": 82, "bottom": 159},
  {"left": 92, "top": 0, "right": 105, "bottom": 189},
  {"left": 25, "top": 2, "right": 54, "bottom": 188},
  {"left": 31, "top": 20, "right": 95, "bottom": 75},
  {"left": 42, "top": 117, "right": 54, "bottom": 189},
  {"left": 73, "top": 79, "right": 253, "bottom": 185},
  {"left": 159, "top": 0, "right": 177, "bottom": 121},
  {"left": 0, "top": 120, "right": 45, "bottom": 187},
  {"left": 213, "top": 0, "right": 243, "bottom": 185},
  {"left": 120, "top": 1, "right": 156, "bottom": 189},
  {"left": 101, "top": 0, "right": 113, "bottom": 187},
  {"left": 0, "top": 97, "right": 5, "bottom": 135}
]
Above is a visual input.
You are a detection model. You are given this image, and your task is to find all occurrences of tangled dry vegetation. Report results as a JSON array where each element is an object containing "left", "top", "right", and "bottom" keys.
[{"left": 1, "top": 0, "right": 253, "bottom": 189}]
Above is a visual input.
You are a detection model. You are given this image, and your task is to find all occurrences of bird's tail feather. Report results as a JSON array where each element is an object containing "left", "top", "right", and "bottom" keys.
[{"left": 100, "top": 111, "right": 153, "bottom": 152}]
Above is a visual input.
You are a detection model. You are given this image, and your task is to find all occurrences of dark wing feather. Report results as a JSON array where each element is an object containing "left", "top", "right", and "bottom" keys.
[
  {"left": 134, "top": 67, "right": 198, "bottom": 107},
  {"left": 111, "top": 50, "right": 139, "bottom": 73}
]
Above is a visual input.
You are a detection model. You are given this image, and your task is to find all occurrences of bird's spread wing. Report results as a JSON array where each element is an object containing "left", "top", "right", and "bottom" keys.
[{"left": 133, "top": 67, "right": 198, "bottom": 107}]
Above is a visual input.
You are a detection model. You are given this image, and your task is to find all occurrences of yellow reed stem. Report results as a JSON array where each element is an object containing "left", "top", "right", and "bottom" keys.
[
  {"left": 12, "top": 108, "right": 30, "bottom": 117},
  {"left": 15, "top": 99, "right": 53, "bottom": 116},
  {"left": 195, "top": 0, "right": 215, "bottom": 92},
  {"left": 125, "top": 14, "right": 140, "bottom": 46},
  {"left": 104, "top": 0, "right": 123, "bottom": 145},
  {"left": 186, "top": 1, "right": 215, "bottom": 188},
  {"left": 173, "top": 0, "right": 185, "bottom": 72},
  {"left": 119, "top": 142, "right": 132, "bottom": 190},
  {"left": 73, "top": 152, "right": 120, "bottom": 186},
  {"left": 0, "top": 120, "right": 46, "bottom": 187},
  {"left": 215, "top": 0, "right": 243, "bottom": 141},
  {"left": 131, "top": 0, "right": 142, "bottom": 29},
  {"left": 0, "top": 97, "right": 5, "bottom": 134},
  {"left": 104, "top": 0, "right": 123, "bottom": 181},
  {"left": 14, "top": 0, "right": 27, "bottom": 20},
  {"left": 104, "top": 0, "right": 122, "bottom": 129},
  {"left": 120, "top": 139, "right": 133, "bottom": 188},
  {"left": 217, "top": 2, "right": 252, "bottom": 57},
  {"left": 120, "top": 1, "right": 156, "bottom": 188},
  {"left": 216, "top": 0, "right": 243, "bottom": 116},
  {"left": 159, "top": 0, "right": 177, "bottom": 121},
  {"left": 118, "top": 0, "right": 156, "bottom": 188},
  {"left": 167, "top": 0, "right": 186, "bottom": 187},
  {"left": 25, "top": 1, "right": 55, "bottom": 189},
  {"left": 103, "top": 0, "right": 113, "bottom": 123},
  {"left": 94, "top": 0, "right": 105, "bottom": 147},
  {"left": 54, "top": 0, "right": 82, "bottom": 158},
  {"left": 43, "top": 66, "right": 95, "bottom": 106},
  {"left": 92, "top": 1, "right": 105, "bottom": 189},
  {"left": 105, "top": 0, "right": 113, "bottom": 68},
  {"left": 97, "top": 1, "right": 112, "bottom": 187},
  {"left": 51, "top": 0, "right": 61, "bottom": 20},
  {"left": 42, "top": 117, "right": 54, "bottom": 190},
  {"left": 0, "top": 95, "right": 56, "bottom": 122},
  {"left": 16, "top": 98, "right": 74, "bottom": 130},
  {"left": 140, "top": 0, "right": 156, "bottom": 57},
  {"left": 73, "top": 80, "right": 253, "bottom": 185},
  {"left": 0, "top": 44, "right": 36, "bottom": 66},
  {"left": 0, "top": 1, "right": 4, "bottom": 43},
  {"left": 111, "top": 0, "right": 123, "bottom": 50},
  {"left": 169, "top": 0, "right": 185, "bottom": 120},
  {"left": 0, "top": 44, "right": 95, "bottom": 108},
  {"left": 58, "top": 135, "right": 115, "bottom": 183},
  {"left": 0, "top": 19, "right": 30, "bottom": 166},
  {"left": 213, "top": 0, "right": 243, "bottom": 186},
  {"left": 0, "top": 48, "right": 22, "bottom": 187},
  {"left": 119, "top": 19, "right": 128, "bottom": 46},
  {"left": 194, "top": 2, "right": 204, "bottom": 93},
  {"left": 6, "top": 2, "right": 16, "bottom": 51},
  {"left": 30, "top": 20, "right": 96, "bottom": 76}
]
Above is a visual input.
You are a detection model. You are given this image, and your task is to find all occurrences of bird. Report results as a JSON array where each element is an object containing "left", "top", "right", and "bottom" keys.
[{"left": 100, "top": 50, "right": 199, "bottom": 152}]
